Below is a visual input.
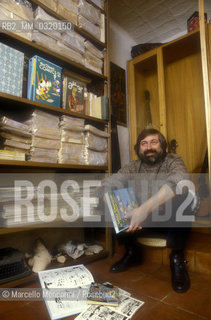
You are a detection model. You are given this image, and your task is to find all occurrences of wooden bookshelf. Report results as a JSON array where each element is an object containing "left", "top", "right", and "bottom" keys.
[{"left": 0, "top": 0, "right": 112, "bottom": 286}]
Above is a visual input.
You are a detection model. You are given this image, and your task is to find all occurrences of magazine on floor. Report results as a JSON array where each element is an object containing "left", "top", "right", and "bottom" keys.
[
  {"left": 38, "top": 264, "right": 94, "bottom": 320},
  {"left": 75, "top": 292, "right": 144, "bottom": 320}
]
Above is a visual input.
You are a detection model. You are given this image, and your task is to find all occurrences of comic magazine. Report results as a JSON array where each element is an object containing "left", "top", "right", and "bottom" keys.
[
  {"left": 104, "top": 187, "right": 138, "bottom": 233},
  {"left": 27, "top": 55, "right": 62, "bottom": 107},
  {"left": 87, "top": 282, "right": 119, "bottom": 306},
  {"left": 62, "top": 75, "right": 85, "bottom": 113}
]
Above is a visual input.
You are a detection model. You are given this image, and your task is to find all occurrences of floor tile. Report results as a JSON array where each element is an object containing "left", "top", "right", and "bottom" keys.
[
  {"left": 195, "top": 251, "right": 211, "bottom": 276},
  {"left": 149, "top": 265, "right": 172, "bottom": 282},
  {"left": 163, "top": 288, "right": 211, "bottom": 319},
  {"left": 1, "top": 303, "right": 47, "bottom": 320},
  {"left": 140, "top": 301, "right": 207, "bottom": 320},
  {"left": 190, "top": 273, "right": 211, "bottom": 295},
  {"left": 0, "top": 300, "right": 31, "bottom": 315},
  {"left": 130, "top": 274, "right": 172, "bottom": 300}
]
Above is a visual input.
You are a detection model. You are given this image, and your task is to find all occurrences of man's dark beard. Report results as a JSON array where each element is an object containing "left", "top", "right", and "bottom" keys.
[{"left": 139, "top": 149, "right": 166, "bottom": 165}]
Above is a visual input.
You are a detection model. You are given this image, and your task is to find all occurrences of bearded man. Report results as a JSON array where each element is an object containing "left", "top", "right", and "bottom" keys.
[{"left": 101, "top": 128, "right": 195, "bottom": 293}]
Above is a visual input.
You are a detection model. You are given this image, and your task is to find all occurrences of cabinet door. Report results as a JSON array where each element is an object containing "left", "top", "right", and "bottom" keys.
[
  {"left": 128, "top": 32, "right": 207, "bottom": 173},
  {"left": 128, "top": 51, "right": 160, "bottom": 159},
  {"left": 163, "top": 35, "right": 207, "bottom": 172}
]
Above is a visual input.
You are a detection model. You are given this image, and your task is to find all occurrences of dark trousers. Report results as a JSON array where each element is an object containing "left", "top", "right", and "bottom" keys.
[{"left": 116, "top": 194, "right": 193, "bottom": 251}]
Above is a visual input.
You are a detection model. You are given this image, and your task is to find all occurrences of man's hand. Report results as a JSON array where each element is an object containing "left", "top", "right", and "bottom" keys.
[
  {"left": 124, "top": 207, "right": 148, "bottom": 232},
  {"left": 124, "top": 184, "right": 175, "bottom": 232}
]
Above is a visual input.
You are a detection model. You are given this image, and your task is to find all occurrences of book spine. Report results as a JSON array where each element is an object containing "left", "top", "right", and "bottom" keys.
[
  {"left": 62, "top": 76, "right": 67, "bottom": 109},
  {"left": 101, "top": 96, "right": 109, "bottom": 120},
  {"left": 105, "top": 192, "right": 120, "bottom": 233},
  {"left": 31, "top": 56, "right": 37, "bottom": 101},
  {"left": 27, "top": 58, "right": 33, "bottom": 100}
]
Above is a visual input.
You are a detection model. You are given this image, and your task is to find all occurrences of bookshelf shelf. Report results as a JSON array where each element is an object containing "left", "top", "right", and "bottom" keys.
[
  {"left": 0, "top": 158, "right": 107, "bottom": 171},
  {"left": 0, "top": 92, "right": 108, "bottom": 124}
]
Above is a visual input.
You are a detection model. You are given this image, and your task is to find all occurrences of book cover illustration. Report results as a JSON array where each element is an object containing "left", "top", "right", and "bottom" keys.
[
  {"left": 63, "top": 76, "right": 85, "bottom": 113},
  {"left": 27, "top": 55, "right": 62, "bottom": 107},
  {"left": 105, "top": 187, "right": 138, "bottom": 233},
  {"left": 0, "top": 43, "right": 24, "bottom": 97},
  {"left": 87, "top": 282, "right": 119, "bottom": 306}
]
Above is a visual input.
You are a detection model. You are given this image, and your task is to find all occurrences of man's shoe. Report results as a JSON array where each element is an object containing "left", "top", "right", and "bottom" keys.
[
  {"left": 170, "top": 252, "right": 190, "bottom": 293},
  {"left": 110, "top": 250, "right": 141, "bottom": 273}
]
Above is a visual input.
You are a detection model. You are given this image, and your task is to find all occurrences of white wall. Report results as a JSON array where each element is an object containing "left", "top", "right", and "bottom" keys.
[{"left": 109, "top": 19, "right": 137, "bottom": 167}]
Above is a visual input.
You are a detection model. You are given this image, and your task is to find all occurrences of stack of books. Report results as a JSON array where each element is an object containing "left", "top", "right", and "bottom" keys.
[
  {"left": 0, "top": 186, "right": 42, "bottom": 227},
  {"left": 24, "top": 109, "right": 61, "bottom": 163},
  {"left": 83, "top": 125, "right": 109, "bottom": 166},
  {"left": 58, "top": 115, "right": 85, "bottom": 165},
  {"left": 84, "top": 40, "right": 104, "bottom": 75},
  {"left": 0, "top": 116, "right": 32, "bottom": 161},
  {"left": 78, "top": 0, "right": 101, "bottom": 41}
]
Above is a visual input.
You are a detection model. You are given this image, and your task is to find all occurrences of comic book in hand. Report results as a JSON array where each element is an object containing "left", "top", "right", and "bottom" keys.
[
  {"left": 87, "top": 282, "right": 119, "bottom": 306},
  {"left": 104, "top": 187, "right": 138, "bottom": 233},
  {"left": 27, "top": 55, "right": 62, "bottom": 107},
  {"left": 62, "top": 76, "right": 85, "bottom": 113}
]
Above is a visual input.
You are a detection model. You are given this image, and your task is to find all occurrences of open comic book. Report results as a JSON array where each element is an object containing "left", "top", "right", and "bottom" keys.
[
  {"left": 76, "top": 287, "right": 144, "bottom": 320},
  {"left": 38, "top": 264, "right": 94, "bottom": 320},
  {"left": 104, "top": 187, "right": 138, "bottom": 233}
]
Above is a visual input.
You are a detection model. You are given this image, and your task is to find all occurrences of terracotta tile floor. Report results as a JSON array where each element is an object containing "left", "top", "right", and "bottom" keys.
[{"left": 0, "top": 253, "right": 211, "bottom": 320}]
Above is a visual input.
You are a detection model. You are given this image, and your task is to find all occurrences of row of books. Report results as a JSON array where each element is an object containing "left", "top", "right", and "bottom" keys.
[{"left": 0, "top": 43, "right": 108, "bottom": 120}]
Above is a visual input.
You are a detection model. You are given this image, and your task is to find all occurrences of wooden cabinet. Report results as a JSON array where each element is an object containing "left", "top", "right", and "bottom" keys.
[
  {"left": 0, "top": 0, "right": 112, "bottom": 283},
  {"left": 127, "top": 27, "right": 209, "bottom": 173}
]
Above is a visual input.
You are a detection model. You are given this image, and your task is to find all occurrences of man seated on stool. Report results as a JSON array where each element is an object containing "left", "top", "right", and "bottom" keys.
[{"left": 101, "top": 128, "right": 196, "bottom": 293}]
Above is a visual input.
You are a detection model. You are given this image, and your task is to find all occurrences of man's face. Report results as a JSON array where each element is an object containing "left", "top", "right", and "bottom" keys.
[{"left": 139, "top": 134, "right": 164, "bottom": 164}]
